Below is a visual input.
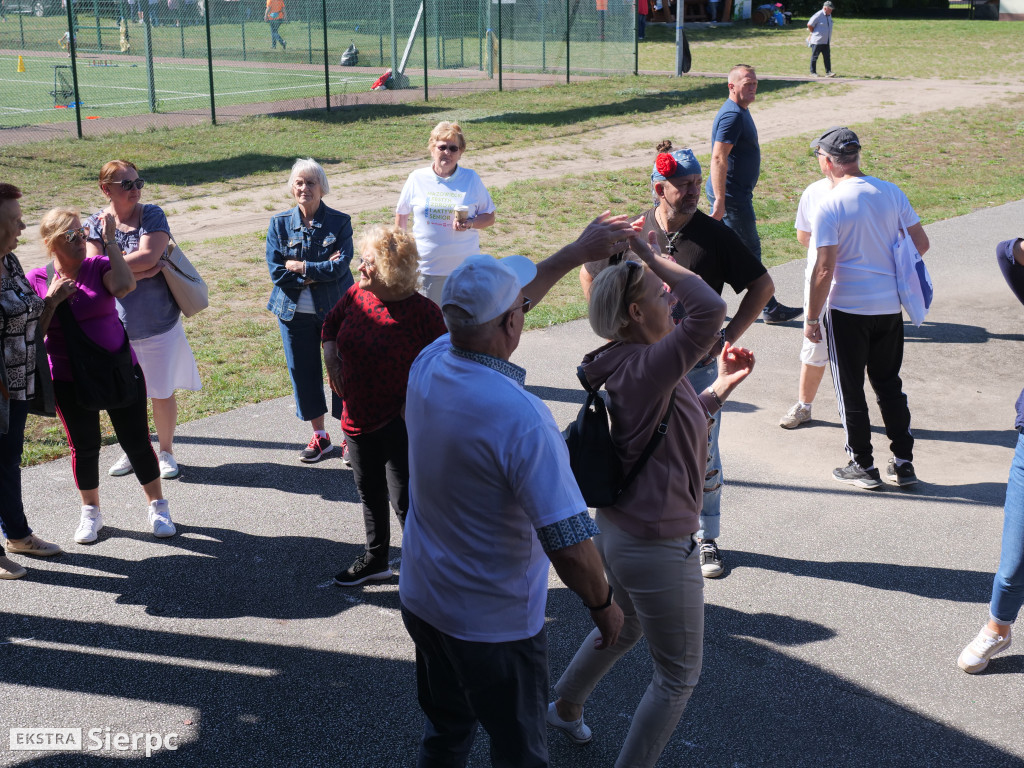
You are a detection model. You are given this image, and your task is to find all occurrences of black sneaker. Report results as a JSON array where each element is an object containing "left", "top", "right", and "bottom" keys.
[
  {"left": 761, "top": 303, "right": 804, "bottom": 324},
  {"left": 886, "top": 458, "right": 918, "bottom": 486},
  {"left": 334, "top": 555, "right": 393, "bottom": 587},
  {"left": 299, "top": 432, "right": 333, "bottom": 463},
  {"left": 833, "top": 461, "right": 883, "bottom": 489},
  {"left": 698, "top": 538, "right": 724, "bottom": 578}
]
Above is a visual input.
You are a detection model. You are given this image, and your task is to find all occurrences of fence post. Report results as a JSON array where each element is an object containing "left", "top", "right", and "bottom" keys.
[
  {"left": 205, "top": 0, "right": 216, "bottom": 124},
  {"left": 633, "top": 0, "right": 638, "bottom": 75},
  {"left": 307, "top": 0, "right": 313, "bottom": 65},
  {"left": 477, "top": 0, "right": 482, "bottom": 70},
  {"left": 497, "top": 0, "right": 501, "bottom": 91},
  {"left": 541, "top": 0, "right": 546, "bottom": 72},
  {"left": 564, "top": 0, "right": 569, "bottom": 84},
  {"left": 179, "top": 5, "right": 185, "bottom": 57},
  {"left": 240, "top": 2, "right": 247, "bottom": 61},
  {"left": 92, "top": 0, "right": 102, "bottom": 50},
  {"left": 18, "top": 13, "right": 25, "bottom": 48},
  {"left": 321, "top": 0, "right": 330, "bottom": 110},
  {"left": 140, "top": 1, "right": 157, "bottom": 111},
  {"left": 422, "top": 0, "right": 428, "bottom": 101},
  {"left": 63, "top": 2, "right": 83, "bottom": 138},
  {"left": 390, "top": 0, "right": 398, "bottom": 70}
]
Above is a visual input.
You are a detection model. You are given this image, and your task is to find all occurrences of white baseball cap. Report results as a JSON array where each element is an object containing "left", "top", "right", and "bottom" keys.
[{"left": 442, "top": 254, "right": 537, "bottom": 324}]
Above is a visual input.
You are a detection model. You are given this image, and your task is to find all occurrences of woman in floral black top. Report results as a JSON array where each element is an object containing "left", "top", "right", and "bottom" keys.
[{"left": 0, "top": 184, "right": 74, "bottom": 578}]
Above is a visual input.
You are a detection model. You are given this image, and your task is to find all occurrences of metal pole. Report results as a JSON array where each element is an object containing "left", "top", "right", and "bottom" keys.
[
  {"left": 565, "top": 0, "right": 569, "bottom": 84},
  {"left": 205, "top": 0, "right": 216, "bottom": 124},
  {"left": 497, "top": 0, "right": 501, "bottom": 91},
  {"left": 321, "top": 0, "right": 329, "bottom": 110},
  {"left": 240, "top": 2, "right": 246, "bottom": 61},
  {"left": 541, "top": 0, "right": 546, "bottom": 72},
  {"left": 307, "top": 0, "right": 313, "bottom": 65},
  {"left": 390, "top": 0, "right": 398, "bottom": 72},
  {"left": 64, "top": 0, "right": 83, "bottom": 138},
  {"left": 485, "top": 0, "right": 491, "bottom": 78},
  {"left": 674, "top": 8, "right": 683, "bottom": 75},
  {"left": 93, "top": 0, "right": 101, "bottom": 50},
  {"left": 18, "top": 12, "right": 25, "bottom": 48},
  {"left": 179, "top": 6, "right": 185, "bottom": 57},
  {"left": 633, "top": 0, "right": 638, "bottom": 75},
  {"left": 141, "top": 0, "right": 156, "bottom": 111},
  {"left": 422, "top": 0, "right": 428, "bottom": 100}
]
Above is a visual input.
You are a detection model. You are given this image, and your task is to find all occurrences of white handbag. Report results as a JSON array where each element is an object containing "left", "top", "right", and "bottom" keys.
[
  {"left": 161, "top": 239, "right": 209, "bottom": 317},
  {"left": 892, "top": 216, "right": 933, "bottom": 327}
]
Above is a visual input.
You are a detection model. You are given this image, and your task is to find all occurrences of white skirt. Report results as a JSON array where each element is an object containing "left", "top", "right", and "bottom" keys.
[{"left": 131, "top": 317, "right": 202, "bottom": 400}]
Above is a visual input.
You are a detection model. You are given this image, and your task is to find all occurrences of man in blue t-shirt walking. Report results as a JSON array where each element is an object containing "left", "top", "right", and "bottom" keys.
[{"left": 706, "top": 64, "right": 802, "bottom": 325}]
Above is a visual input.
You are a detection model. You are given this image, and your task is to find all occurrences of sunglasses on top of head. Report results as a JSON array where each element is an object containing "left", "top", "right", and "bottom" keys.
[{"left": 114, "top": 178, "right": 146, "bottom": 191}]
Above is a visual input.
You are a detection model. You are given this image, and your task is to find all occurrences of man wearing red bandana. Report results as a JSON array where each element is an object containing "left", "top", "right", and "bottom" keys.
[{"left": 580, "top": 143, "right": 773, "bottom": 579}]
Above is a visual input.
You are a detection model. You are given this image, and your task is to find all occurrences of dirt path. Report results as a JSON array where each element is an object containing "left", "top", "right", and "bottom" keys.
[{"left": 15, "top": 74, "right": 1024, "bottom": 266}]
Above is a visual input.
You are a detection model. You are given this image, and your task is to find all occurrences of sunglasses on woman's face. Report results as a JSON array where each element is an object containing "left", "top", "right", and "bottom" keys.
[
  {"left": 116, "top": 178, "right": 146, "bottom": 191},
  {"left": 63, "top": 226, "right": 87, "bottom": 243},
  {"left": 435, "top": 144, "right": 461, "bottom": 153}
]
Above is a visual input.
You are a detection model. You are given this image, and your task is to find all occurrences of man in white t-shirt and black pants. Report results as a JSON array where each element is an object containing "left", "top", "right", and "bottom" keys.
[{"left": 805, "top": 127, "right": 930, "bottom": 489}]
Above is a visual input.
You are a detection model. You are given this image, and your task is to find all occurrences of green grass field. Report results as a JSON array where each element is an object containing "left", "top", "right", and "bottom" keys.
[{"left": 0, "top": 52, "right": 401, "bottom": 126}]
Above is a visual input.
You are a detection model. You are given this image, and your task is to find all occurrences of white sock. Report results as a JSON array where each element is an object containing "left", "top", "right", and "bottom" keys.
[{"left": 314, "top": 430, "right": 327, "bottom": 438}]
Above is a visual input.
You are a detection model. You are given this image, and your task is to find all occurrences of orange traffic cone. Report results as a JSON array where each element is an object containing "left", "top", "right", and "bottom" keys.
[{"left": 17, "top": 55, "right": 26, "bottom": 73}]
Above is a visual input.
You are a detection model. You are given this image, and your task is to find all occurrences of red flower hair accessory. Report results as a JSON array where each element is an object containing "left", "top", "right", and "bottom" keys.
[{"left": 655, "top": 153, "right": 678, "bottom": 179}]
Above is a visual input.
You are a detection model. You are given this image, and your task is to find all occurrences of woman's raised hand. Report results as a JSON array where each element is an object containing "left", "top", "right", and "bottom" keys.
[
  {"left": 717, "top": 340, "right": 755, "bottom": 388},
  {"left": 101, "top": 212, "right": 116, "bottom": 244}
]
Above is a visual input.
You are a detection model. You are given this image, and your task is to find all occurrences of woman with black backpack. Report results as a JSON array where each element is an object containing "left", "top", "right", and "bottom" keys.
[{"left": 546, "top": 232, "right": 755, "bottom": 767}]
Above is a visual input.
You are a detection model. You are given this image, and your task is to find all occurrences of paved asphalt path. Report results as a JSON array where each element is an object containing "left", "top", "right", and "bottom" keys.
[{"left": 3, "top": 200, "right": 1024, "bottom": 767}]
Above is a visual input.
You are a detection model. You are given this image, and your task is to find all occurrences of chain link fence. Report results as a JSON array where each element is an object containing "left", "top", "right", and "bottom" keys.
[{"left": 1, "top": 0, "right": 640, "bottom": 140}]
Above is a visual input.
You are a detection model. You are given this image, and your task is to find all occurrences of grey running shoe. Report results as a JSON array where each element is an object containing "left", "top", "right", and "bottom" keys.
[
  {"left": 779, "top": 403, "right": 812, "bottom": 429},
  {"left": 885, "top": 458, "right": 918, "bottom": 486},
  {"left": 832, "top": 461, "right": 883, "bottom": 489}
]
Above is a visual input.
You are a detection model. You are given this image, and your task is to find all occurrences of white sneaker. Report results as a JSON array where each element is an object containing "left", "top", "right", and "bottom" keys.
[
  {"left": 108, "top": 453, "right": 134, "bottom": 477},
  {"left": 779, "top": 403, "right": 812, "bottom": 429},
  {"left": 545, "top": 702, "right": 592, "bottom": 744},
  {"left": 958, "top": 626, "right": 1012, "bottom": 674},
  {"left": 75, "top": 505, "right": 103, "bottom": 544},
  {"left": 158, "top": 451, "right": 180, "bottom": 480},
  {"left": 148, "top": 500, "right": 176, "bottom": 538}
]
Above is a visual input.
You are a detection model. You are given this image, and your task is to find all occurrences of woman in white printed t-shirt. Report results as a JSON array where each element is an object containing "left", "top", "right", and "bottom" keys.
[{"left": 394, "top": 121, "right": 496, "bottom": 305}]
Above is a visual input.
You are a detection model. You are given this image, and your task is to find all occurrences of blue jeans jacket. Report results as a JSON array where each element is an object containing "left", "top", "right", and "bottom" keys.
[{"left": 266, "top": 202, "right": 354, "bottom": 322}]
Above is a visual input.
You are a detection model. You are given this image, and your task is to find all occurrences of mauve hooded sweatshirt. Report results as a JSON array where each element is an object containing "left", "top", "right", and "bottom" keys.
[{"left": 581, "top": 272, "right": 727, "bottom": 540}]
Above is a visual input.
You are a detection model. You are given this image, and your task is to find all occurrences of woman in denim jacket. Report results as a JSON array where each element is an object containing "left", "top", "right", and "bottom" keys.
[{"left": 266, "top": 158, "right": 353, "bottom": 463}]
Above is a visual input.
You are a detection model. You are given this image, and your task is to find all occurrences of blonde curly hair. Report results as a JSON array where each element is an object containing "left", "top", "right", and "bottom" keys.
[{"left": 357, "top": 225, "right": 420, "bottom": 296}]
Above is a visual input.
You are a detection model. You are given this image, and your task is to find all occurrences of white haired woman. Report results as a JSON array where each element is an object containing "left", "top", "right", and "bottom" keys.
[
  {"left": 546, "top": 234, "right": 755, "bottom": 767},
  {"left": 394, "top": 121, "right": 496, "bottom": 305},
  {"left": 322, "top": 225, "right": 446, "bottom": 586},
  {"left": 266, "top": 158, "right": 354, "bottom": 463}
]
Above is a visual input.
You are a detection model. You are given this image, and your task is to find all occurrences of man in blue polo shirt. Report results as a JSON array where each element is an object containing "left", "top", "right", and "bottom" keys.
[{"left": 707, "top": 64, "right": 802, "bottom": 325}]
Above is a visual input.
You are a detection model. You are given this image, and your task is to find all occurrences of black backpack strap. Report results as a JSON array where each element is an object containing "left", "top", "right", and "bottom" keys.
[
  {"left": 576, "top": 365, "right": 595, "bottom": 394},
  {"left": 619, "top": 397, "right": 672, "bottom": 496}
]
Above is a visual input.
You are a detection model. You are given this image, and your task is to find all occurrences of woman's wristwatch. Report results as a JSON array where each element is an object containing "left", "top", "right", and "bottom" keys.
[{"left": 806, "top": 318, "right": 820, "bottom": 326}]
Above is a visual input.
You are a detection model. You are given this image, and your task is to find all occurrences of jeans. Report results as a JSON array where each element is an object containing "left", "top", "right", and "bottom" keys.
[
  {"left": 401, "top": 606, "right": 549, "bottom": 768},
  {"left": 704, "top": 191, "right": 778, "bottom": 312},
  {"left": 687, "top": 359, "right": 722, "bottom": 540},
  {"left": 824, "top": 309, "right": 913, "bottom": 469},
  {"left": 0, "top": 399, "right": 33, "bottom": 541},
  {"left": 990, "top": 431, "right": 1024, "bottom": 624},
  {"left": 277, "top": 313, "right": 341, "bottom": 423},
  {"left": 269, "top": 20, "right": 285, "bottom": 47},
  {"left": 554, "top": 512, "right": 704, "bottom": 768},
  {"left": 345, "top": 417, "right": 409, "bottom": 564},
  {"left": 53, "top": 365, "right": 160, "bottom": 491},
  {"left": 637, "top": 10, "right": 647, "bottom": 37},
  {"left": 810, "top": 43, "right": 831, "bottom": 74}
]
